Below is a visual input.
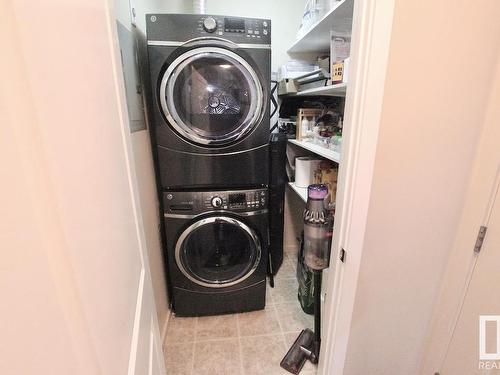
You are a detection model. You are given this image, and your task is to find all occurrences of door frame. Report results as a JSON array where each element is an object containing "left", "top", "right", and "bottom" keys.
[
  {"left": 318, "top": 0, "right": 396, "bottom": 373},
  {"left": 106, "top": 1, "right": 167, "bottom": 374}
]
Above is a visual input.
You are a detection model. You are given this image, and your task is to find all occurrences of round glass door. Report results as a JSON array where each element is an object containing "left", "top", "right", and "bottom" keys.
[
  {"left": 175, "top": 216, "right": 261, "bottom": 288},
  {"left": 159, "top": 47, "right": 263, "bottom": 146}
]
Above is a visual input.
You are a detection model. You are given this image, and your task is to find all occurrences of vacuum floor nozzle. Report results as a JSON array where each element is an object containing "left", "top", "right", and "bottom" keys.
[{"left": 280, "top": 328, "right": 315, "bottom": 374}]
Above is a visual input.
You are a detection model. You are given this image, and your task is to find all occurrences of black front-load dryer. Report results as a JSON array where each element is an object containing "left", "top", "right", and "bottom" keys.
[
  {"left": 163, "top": 188, "right": 268, "bottom": 316},
  {"left": 145, "top": 14, "right": 271, "bottom": 189}
]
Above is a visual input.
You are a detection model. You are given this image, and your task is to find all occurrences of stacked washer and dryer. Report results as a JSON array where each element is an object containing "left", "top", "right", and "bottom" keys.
[{"left": 145, "top": 14, "right": 272, "bottom": 316}]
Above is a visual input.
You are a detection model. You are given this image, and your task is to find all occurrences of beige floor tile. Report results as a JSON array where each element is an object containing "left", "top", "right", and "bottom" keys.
[
  {"left": 283, "top": 332, "right": 318, "bottom": 374},
  {"left": 269, "top": 277, "right": 299, "bottom": 304},
  {"left": 195, "top": 314, "right": 238, "bottom": 341},
  {"left": 275, "top": 260, "right": 297, "bottom": 280},
  {"left": 238, "top": 306, "right": 281, "bottom": 337},
  {"left": 165, "top": 315, "right": 197, "bottom": 345},
  {"left": 163, "top": 342, "right": 194, "bottom": 375},
  {"left": 283, "top": 248, "right": 299, "bottom": 262},
  {"left": 275, "top": 302, "right": 314, "bottom": 333},
  {"left": 240, "top": 334, "right": 289, "bottom": 375},
  {"left": 193, "top": 338, "right": 241, "bottom": 375}
]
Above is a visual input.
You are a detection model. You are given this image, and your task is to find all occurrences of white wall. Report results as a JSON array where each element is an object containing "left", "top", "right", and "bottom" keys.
[
  {"left": 341, "top": 1, "right": 500, "bottom": 374},
  {"left": 184, "top": 0, "right": 305, "bottom": 72}
]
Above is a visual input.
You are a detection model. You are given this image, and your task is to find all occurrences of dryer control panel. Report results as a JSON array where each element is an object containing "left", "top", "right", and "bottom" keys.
[
  {"left": 164, "top": 188, "right": 268, "bottom": 216},
  {"left": 204, "top": 190, "right": 267, "bottom": 210},
  {"left": 194, "top": 15, "right": 271, "bottom": 43},
  {"left": 147, "top": 14, "right": 271, "bottom": 45}
]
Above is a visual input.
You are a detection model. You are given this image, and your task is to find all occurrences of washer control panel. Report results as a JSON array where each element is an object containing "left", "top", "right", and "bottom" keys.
[
  {"left": 164, "top": 188, "right": 268, "bottom": 215},
  {"left": 205, "top": 190, "right": 267, "bottom": 210}
]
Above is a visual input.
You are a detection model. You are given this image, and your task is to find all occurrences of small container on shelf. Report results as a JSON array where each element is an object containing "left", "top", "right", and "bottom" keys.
[
  {"left": 330, "top": 134, "right": 342, "bottom": 153},
  {"left": 329, "top": 117, "right": 343, "bottom": 152},
  {"left": 314, "top": 132, "right": 331, "bottom": 148},
  {"left": 296, "top": 108, "right": 324, "bottom": 141},
  {"left": 312, "top": 112, "right": 338, "bottom": 149},
  {"left": 330, "top": 30, "right": 351, "bottom": 84}
]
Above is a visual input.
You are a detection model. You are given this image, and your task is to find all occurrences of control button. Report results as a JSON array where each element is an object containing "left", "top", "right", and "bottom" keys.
[
  {"left": 254, "top": 30, "right": 260, "bottom": 35},
  {"left": 263, "top": 21, "right": 268, "bottom": 27},
  {"left": 203, "top": 17, "right": 217, "bottom": 33},
  {"left": 248, "top": 30, "right": 253, "bottom": 34},
  {"left": 263, "top": 29, "right": 268, "bottom": 35},
  {"left": 211, "top": 196, "right": 223, "bottom": 208}
]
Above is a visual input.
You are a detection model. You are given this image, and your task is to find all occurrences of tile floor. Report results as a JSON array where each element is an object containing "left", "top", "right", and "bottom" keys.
[{"left": 163, "top": 253, "right": 317, "bottom": 375}]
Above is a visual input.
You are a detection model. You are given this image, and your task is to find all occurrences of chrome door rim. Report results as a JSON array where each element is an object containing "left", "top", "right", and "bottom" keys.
[
  {"left": 174, "top": 216, "right": 262, "bottom": 288},
  {"left": 159, "top": 47, "right": 264, "bottom": 146}
]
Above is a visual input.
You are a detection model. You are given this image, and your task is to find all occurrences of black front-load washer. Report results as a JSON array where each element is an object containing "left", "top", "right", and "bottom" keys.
[
  {"left": 163, "top": 188, "right": 268, "bottom": 316},
  {"left": 145, "top": 14, "right": 271, "bottom": 189}
]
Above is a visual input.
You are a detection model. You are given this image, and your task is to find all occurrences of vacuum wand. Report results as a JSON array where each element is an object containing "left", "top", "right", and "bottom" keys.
[{"left": 312, "top": 270, "right": 322, "bottom": 363}]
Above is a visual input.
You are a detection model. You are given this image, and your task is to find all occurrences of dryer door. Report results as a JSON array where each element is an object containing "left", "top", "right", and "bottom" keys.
[
  {"left": 175, "top": 216, "right": 262, "bottom": 288},
  {"left": 159, "top": 47, "right": 264, "bottom": 146}
]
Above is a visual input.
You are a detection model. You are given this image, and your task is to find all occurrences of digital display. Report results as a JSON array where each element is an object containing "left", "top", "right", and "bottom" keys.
[
  {"left": 225, "top": 18, "right": 245, "bottom": 32},
  {"left": 229, "top": 193, "right": 246, "bottom": 205}
]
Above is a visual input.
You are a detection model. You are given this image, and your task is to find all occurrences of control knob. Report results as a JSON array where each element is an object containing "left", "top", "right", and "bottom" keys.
[
  {"left": 211, "top": 196, "right": 223, "bottom": 208},
  {"left": 203, "top": 17, "right": 217, "bottom": 33}
]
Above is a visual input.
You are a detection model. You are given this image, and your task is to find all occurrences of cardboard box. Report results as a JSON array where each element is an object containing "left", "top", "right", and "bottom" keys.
[{"left": 331, "top": 57, "right": 350, "bottom": 84}]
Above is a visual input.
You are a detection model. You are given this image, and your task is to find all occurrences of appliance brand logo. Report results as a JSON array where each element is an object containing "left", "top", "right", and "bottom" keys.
[{"left": 479, "top": 315, "right": 500, "bottom": 371}]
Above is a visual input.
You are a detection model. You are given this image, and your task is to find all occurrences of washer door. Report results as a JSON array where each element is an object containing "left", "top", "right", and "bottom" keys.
[
  {"left": 159, "top": 47, "right": 264, "bottom": 146},
  {"left": 175, "top": 216, "right": 262, "bottom": 288}
]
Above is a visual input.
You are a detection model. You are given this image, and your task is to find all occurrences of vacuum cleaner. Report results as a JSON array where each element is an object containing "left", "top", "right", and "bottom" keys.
[{"left": 281, "top": 184, "right": 333, "bottom": 374}]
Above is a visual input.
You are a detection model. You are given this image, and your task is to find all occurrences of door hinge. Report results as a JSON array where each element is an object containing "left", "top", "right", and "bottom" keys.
[
  {"left": 339, "top": 248, "right": 346, "bottom": 263},
  {"left": 474, "top": 226, "right": 488, "bottom": 254}
]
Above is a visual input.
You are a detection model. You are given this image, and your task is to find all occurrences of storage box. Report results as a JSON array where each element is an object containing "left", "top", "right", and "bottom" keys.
[
  {"left": 314, "top": 162, "right": 339, "bottom": 203},
  {"left": 278, "top": 79, "right": 299, "bottom": 95},
  {"left": 331, "top": 57, "right": 350, "bottom": 84},
  {"left": 330, "top": 33, "right": 351, "bottom": 62}
]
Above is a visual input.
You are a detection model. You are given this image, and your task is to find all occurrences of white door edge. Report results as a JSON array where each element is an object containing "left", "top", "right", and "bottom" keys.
[{"left": 318, "top": 0, "right": 396, "bottom": 373}]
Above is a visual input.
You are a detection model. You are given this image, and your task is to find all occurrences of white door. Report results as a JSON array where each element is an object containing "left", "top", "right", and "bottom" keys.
[
  {"left": 1, "top": 1, "right": 166, "bottom": 374},
  {"left": 440, "top": 178, "right": 500, "bottom": 374}
]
